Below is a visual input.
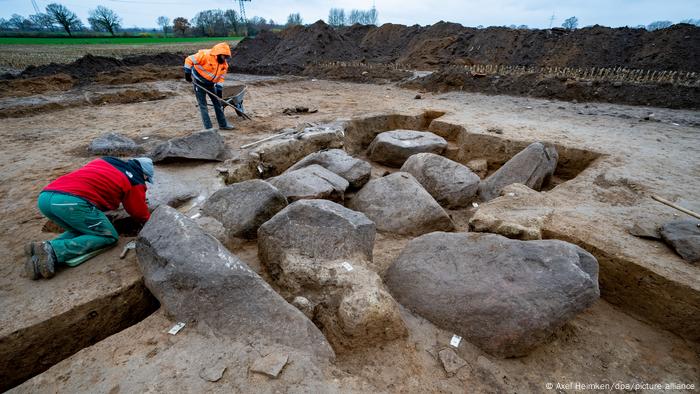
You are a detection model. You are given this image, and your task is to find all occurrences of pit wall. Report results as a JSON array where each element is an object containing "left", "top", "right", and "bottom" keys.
[{"left": 0, "top": 279, "right": 159, "bottom": 391}]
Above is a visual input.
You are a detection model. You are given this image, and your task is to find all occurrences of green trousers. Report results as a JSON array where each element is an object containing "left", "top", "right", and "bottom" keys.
[{"left": 37, "top": 191, "right": 118, "bottom": 267}]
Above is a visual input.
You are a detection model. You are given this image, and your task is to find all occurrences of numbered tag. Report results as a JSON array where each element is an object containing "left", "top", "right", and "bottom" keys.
[
  {"left": 341, "top": 261, "right": 354, "bottom": 272},
  {"left": 168, "top": 322, "right": 186, "bottom": 335},
  {"left": 450, "top": 334, "right": 462, "bottom": 348}
]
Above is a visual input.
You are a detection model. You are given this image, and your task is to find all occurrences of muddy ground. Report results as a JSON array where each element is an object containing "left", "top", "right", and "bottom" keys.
[{"left": 0, "top": 72, "right": 699, "bottom": 392}]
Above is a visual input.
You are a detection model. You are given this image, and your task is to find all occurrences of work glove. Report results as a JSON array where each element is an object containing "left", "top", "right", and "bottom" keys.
[{"left": 184, "top": 72, "right": 192, "bottom": 83}]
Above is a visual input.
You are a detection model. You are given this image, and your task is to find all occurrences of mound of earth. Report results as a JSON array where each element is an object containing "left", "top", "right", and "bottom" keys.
[
  {"left": 6, "top": 52, "right": 185, "bottom": 83},
  {"left": 232, "top": 21, "right": 700, "bottom": 74}
]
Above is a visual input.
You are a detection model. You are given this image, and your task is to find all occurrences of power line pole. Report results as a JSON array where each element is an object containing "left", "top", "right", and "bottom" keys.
[{"left": 549, "top": 12, "right": 555, "bottom": 28}]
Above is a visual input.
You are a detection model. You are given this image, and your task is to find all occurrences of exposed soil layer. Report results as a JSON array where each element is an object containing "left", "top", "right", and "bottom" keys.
[
  {"left": 302, "top": 63, "right": 412, "bottom": 83},
  {"left": 402, "top": 68, "right": 700, "bottom": 109},
  {"left": 232, "top": 21, "right": 700, "bottom": 74},
  {"left": 3, "top": 52, "right": 185, "bottom": 83},
  {"left": 0, "top": 87, "right": 169, "bottom": 119},
  {"left": 0, "top": 74, "right": 76, "bottom": 98}
]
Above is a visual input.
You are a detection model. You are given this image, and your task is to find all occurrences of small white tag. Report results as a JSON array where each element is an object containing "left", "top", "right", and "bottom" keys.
[
  {"left": 471, "top": 202, "right": 479, "bottom": 208},
  {"left": 168, "top": 322, "right": 186, "bottom": 335},
  {"left": 450, "top": 334, "right": 462, "bottom": 348},
  {"left": 257, "top": 164, "right": 264, "bottom": 174},
  {"left": 190, "top": 213, "right": 201, "bottom": 219},
  {"left": 142, "top": 136, "right": 150, "bottom": 140},
  {"left": 506, "top": 192, "right": 515, "bottom": 197},
  {"left": 341, "top": 262, "right": 354, "bottom": 272}
]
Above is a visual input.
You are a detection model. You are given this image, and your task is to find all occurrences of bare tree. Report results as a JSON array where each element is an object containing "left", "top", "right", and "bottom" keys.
[
  {"left": 647, "top": 20, "right": 673, "bottom": 31},
  {"left": 286, "top": 12, "right": 302, "bottom": 26},
  {"left": 366, "top": 5, "right": 378, "bottom": 25},
  {"left": 224, "top": 9, "right": 241, "bottom": 35},
  {"left": 562, "top": 16, "right": 578, "bottom": 30},
  {"left": 30, "top": 13, "right": 54, "bottom": 30},
  {"left": 328, "top": 8, "right": 346, "bottom": 27},
  {"left": 173, "top": 17, "right": 190, "bottom": 36},
  {"left": 88, "top": 6, "right": 121, "bottom": 36},
  {"left": 45, "top": 3, "right": 82, "bottom": 36},
  {"left": 8, "top": 14, "right": 27, "bottom": 30},
  {"left": 156, "top": 16, "right": 170, "bottom": 36},
  {"left": 347, "top": 8, "right": 377, "bottom": 25}
]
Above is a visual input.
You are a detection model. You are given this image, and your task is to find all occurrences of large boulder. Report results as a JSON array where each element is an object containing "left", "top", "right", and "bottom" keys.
[
  {"left": 286, "top": 149, "right": 372, "bottom": 189},
  {"left": 150, "top": 129, "right": 226, "bottom": 163},
  {"left": 385, "top": 232, "right": 599, "bottom": 358},
  {"left": 267, "top": 164, "right": 349, "bottom": 203},
  {"left": 660, "top": 219, "right": 700, "bottom": 264},
  {"left": 348, "top": 172, "right": 454, "bottom": 236},
  {"left": 136, "top": 205, "right": 334, "bottom": 359},
  {"left": 248, "top": 122, "right": 345, "bottom": 177},
  {"left": 88, "top": 132, "right": 143, "bottom": 156},
  {"left": 478, "top": 142, "right": 558, "bottom": 201},
  {"left": 201, "top": 180, "right": 288, "bottom": 240},
  {"left": 258, "top": 200, "right": 406, "bottom": 350},
  {"left": 400, "top": 153, "right": 480, "bottom": 209},
  {"left": 368, "top": 130, "right": 447, "bottom": 167}
]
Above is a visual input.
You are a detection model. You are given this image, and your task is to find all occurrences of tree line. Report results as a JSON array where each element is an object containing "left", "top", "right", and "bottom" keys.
[{"left": 0, "top": 3, "right": 696, "bottom": 38}]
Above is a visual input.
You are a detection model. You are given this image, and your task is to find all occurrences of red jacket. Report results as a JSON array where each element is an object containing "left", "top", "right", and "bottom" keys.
[{"left": 44, "top": 158, "right": 150, "bottom": 222}]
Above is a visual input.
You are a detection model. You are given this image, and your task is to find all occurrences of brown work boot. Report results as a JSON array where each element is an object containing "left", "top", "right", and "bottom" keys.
[
  {"left": 34, "top": 242, "right": 56, "bottom": 279},
  {"left": 24, "top": 241, "right": 40, "bottom": 280}
]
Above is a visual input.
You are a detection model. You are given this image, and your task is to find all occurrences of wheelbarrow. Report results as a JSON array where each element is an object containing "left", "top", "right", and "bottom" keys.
[{"left": 192, "top": 81, "right": 252, "bottom": 120}]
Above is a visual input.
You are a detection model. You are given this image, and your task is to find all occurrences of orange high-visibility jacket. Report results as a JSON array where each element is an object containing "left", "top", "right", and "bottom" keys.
[{"left": 184, "top": 42, "right": 231, "bottom": 86}]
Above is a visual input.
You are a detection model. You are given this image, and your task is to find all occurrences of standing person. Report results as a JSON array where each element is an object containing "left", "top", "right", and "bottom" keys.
[
  {"left": 25, "top": 157, "right": 154, "bottom": 280},
  {"left": 184, "top": 42, "right": 235, "bottom": 130}
]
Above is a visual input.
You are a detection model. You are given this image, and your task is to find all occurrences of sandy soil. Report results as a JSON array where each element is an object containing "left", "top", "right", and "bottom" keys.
[{"left": 1, "top": 75, "right": 699, "bottom": 391}]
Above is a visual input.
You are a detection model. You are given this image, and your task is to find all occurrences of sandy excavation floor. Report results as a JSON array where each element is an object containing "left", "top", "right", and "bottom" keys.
[{"left": 0, "top": 75, "right": 699, "bottom": 392}]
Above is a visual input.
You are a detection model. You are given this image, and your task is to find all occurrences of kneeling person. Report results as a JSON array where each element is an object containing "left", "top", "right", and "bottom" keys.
[{"left": 26, "top": 157, "right": 154, "bottom": 279}]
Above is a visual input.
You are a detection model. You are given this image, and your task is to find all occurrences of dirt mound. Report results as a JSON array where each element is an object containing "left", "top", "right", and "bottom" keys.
[
  {"left": 95, "top": 65, "right": 182, "bottom": 85},
  {"left": 402, "top": 67, "right": 700, "bottom": 109},
  {"left": 0, "top": 73, "right": 75, "bottom": 98},
  {"left": 9, "top": 52, "right": 185, "bottom": 82},
  {"left": 302, "top": 63, "right": 411, "bottom": 83},
  {"left": 231, "top": 21, "right": 700, "bottom": 74}
]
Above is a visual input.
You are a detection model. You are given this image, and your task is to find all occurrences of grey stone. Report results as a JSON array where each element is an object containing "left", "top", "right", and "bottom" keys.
[
  {"left": 150, "top": 129, "right": 226, "bottom": 163},
  {"left": 628, "top": 222, "right": 661, "bottom": 240},
  {"left": 136, "top": 206, "right": 334, "bottom": 359},
  {"left": 385, "top": 232, "right": 599, "bottom": 357},
  {"left": 660, "top": 219, "right": 700, "bottom": 264},
  {"left": 250, "top": 352, "right": 289, "bottom": 378},
  {"left": 250, "top": 122, "right": 345, "bottom": 177},
  {"left": 348, "top": 172, "right": 454, "bottom": 236},
  {"left": 286, "top": 149, "right": 372, "bottom": 189},
  {"left": 202, "top": 180, "right": 288, "bottom": 240},
  {"left": 88, "top": 132, "right": 143, "bottom": 156},
  {"left": 267, "top": 164, "right": 349, "bottom": 203},
  {"left": 258, "top": 200, "right": 406, "bottom": 349},
  {"left": 438, "top": 348, "right": 468, "bottom": 375},
  {"left": 478, "top": 142, "right": 558, "bottom": 201},
  {"left": 146, "top": 171, "right": 197, "bottom": 211},
  {"left": 368, "top": 130, "right": 447, "bottom": 167},
  {"left": 400, "top": 153, "right": 480, "bottom": 209},
  {"left": 199, "top": 361, "right": 227, "bottom": 382}
]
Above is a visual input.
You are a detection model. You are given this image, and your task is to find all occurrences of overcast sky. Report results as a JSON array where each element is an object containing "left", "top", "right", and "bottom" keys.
[{"left": 1, "top": 0, "right": 698, "bottom": 29}]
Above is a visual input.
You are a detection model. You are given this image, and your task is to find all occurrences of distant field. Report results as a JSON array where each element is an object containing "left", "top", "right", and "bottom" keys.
[
  {"left": 0, "top": 39, "right": 241, "bottom": 71},
  {"left": 0, "top": 36, "right": 242, "bottom": 45}
]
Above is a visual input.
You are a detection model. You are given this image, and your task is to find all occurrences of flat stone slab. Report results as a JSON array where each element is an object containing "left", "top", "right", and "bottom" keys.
[
  {"left": 368, "top": 130, "right": 447, "bottom": 167},
  {"left": 660, "top": 219, "right": 700, "bottom": 264},
  {"left": 201, "top": 179, "right": 288, "bottom": 240},
  {"left": 250, "top": 352, "right": 289, "bottom": 378},
  {"left": 386, "top": 232, "right": 600, "bottom": 357},
  {"left": 286, "top": 149, "right": 372, "bottom": 189},
  {"left": 401, "top": 153, "right": 480, "bottom": 209},
  {"left": 88, "top": 132, "right": 143, "bottom": 156},
  {"left": 267, "top": 164, "right": 349, "bottom": 203},
  {"left": 150, "top": 129, "right": 226, "bottom": 163},
  {"left": 146, "top": 170, "right": 198, "bottom": 211},
  {"left": 348, "top": 172, "right": 454, "bottom": 236},
  {"left": 438, "top": 348, "right": 467, "bottom": 375}
]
